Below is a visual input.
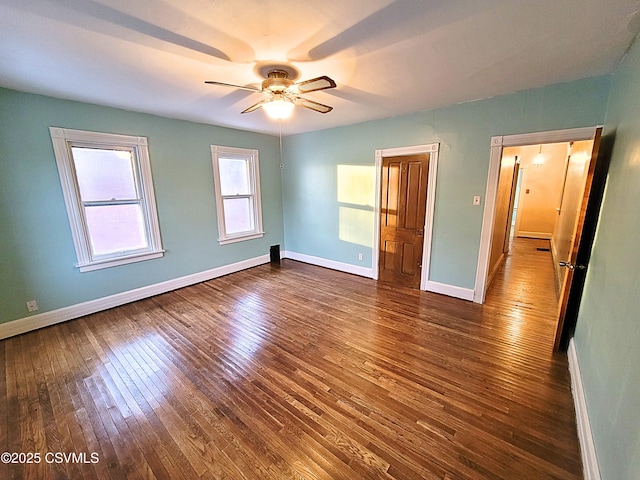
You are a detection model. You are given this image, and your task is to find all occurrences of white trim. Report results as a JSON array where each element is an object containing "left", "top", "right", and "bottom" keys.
[
  {"left": 474, "top": 126, "right": 601, "bottom": 303},
  {"left": 78, "top": 251, "right": 164, "bottom": 272},
  {"left": 373, "top": 150, "right": 382, "bottom": 280},
  {"left": 49, "top": 127, "right": 164, "bottom": 271},
  {"left": 218, "top": 232, "right": 265, "bottom": 246},
  {"left": 373, "top": 143, "right": 440, "bottom": 290},
  {"left": 0, "top": 255, "right": 269, "bottom": 340},
  {"left": 211, "top": 145, "right": 264, "bottom": 245},
  {"left": 283, "top": 250, "right": 374, "bottom": 278},
  {"left": 283, "top": 250, "right": 474, "bottom": 302},
  {"left": 498, "top": 127, "right": 599, "bottom": 147},
  {"left": 474, "top": 139, "right": 503, "bottom": 303},
  {"left": 378, "top": 144, "right": 440, "bottom": 157},
  {"left": 425, "top": 281, "right": 475, "bottom": 301},
  {"left": 568, "top": 339, "right": 601, "bottom": 480}
]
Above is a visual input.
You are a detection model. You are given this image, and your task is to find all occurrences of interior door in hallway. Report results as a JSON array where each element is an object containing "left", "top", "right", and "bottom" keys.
[
  {"left": 555, "top": 127, "right": 609, "bottom": 350},
  {"left": 379, "top": 154, "right": 429, "bottom": 288}
]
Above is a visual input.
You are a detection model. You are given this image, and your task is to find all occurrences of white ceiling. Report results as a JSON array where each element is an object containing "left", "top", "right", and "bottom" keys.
[{"left": 1, "top": 0, "right": 639, "bottom": 136}]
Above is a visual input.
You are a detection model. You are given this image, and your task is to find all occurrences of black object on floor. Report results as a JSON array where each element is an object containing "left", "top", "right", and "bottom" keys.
[{"left": 270, "top": 244, "right": 281, "bottom": 263}]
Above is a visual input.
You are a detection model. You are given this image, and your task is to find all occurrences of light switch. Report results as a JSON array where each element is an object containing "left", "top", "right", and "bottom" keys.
[{"left": 473, "top": 195, "right": 481, "bottom": 206}]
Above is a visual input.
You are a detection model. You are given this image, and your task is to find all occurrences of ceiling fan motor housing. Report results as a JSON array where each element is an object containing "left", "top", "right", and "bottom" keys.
[{"left": 262, "top": 69, "right": 293, "bottom": 93}]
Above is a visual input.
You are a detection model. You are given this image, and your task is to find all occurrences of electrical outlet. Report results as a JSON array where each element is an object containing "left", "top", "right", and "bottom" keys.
[
  {"left": 358, "top": 253, "right": 363, "bottom": 261},
  {"left": 26, "top": 300, "right": 38, "bottom": 312}
]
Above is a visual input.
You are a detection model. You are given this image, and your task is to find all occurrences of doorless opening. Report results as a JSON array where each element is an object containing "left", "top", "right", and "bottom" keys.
[{"left": 475, "top": 126, "right": 605, "bottom": 350}]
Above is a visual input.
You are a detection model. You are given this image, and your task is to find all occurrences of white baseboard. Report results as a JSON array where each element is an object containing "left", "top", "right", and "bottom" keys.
[
  {"left": 282, "top": 250, "right": 374, "bottom": 278},
  {"left": 425, "top": 280, "right": 475, "bottom": 301},
  {"left": 515, "top": 231, "right": 552, "bottom": 240},
  {"left": 568, "top": 338, "right": 601, "bottom": 480},
  {"left": 0, "top": 255, "right": 270, "bottom": 340},
  {"left": 282, "top": 251, "right": 474, "bottom": 302}
]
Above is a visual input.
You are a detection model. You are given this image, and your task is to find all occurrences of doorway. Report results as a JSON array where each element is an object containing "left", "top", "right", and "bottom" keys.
[
  {"left": 475, "top": 126, "right": 603, "bottom": 349},
  {"left": 485, "top": 140, "right": 595, "bottom": 295},
  {"left": 373, "top": 143, "right": 439, "bottom": 290},
  {"left": 378, "top": 154, "right": 430, "bottom": 288}
]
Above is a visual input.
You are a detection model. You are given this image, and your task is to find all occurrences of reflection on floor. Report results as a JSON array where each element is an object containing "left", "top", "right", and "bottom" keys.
[
  {"left": 487, "top": 237, "right": 559, "bottom": 327},
  {"left": 485, "top": 237, "right": 558, "bottom": 354},
  {"left": 0, "top": 245, "right": 581, "bottom": 479}
]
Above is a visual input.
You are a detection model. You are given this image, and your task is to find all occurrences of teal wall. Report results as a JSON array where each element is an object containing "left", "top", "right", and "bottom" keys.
[
  {"left": 0, "top": 88, "right": 284, "bottom": 324},
  {"left": 282, "top": 77, "right": 610, "bottom": 289},
  {"left": 574, "top": 35, "right": 640, "bottom": 480}
]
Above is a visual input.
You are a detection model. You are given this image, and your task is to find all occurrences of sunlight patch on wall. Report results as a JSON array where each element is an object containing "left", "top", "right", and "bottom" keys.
[
  {"left": 337, "top": 165, "right": 376, "bottom": 207},
  {"left": 339, "top": 206, "right": 374, "bottom": 248},
  {"left": 337, "top": 165, "right": 376, "bottom": 248}
]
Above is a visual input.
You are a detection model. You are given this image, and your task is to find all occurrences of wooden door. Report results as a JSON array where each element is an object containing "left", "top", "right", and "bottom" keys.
[
  {"left": 503, "top": 159, "right": 520, "bottom": 252},
  {"left": 487, "top": 155, "right": 520, "bottom": 287},
  {"left": 379, "top": 154, "right": 429, "bottom": 288},
  {"left": 555, "top": 127, "right": 610, "bottom": 350}
]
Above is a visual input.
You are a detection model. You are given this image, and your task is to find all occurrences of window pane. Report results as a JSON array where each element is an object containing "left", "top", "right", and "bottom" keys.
[
  {"left": 84, "top": 204, "right": 148, "bottom": 256},
  {"left": 223, "top": 197, "right": 253, "bottom": 234},
  {"left": 218, "top": 157, "right": 250, "bottom": 196},
  {"left": 72, "top": 147, "right": 138, "bottom": 201}
]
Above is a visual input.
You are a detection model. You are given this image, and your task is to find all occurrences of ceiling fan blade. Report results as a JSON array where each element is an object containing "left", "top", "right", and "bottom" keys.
[
  {"left": 241, "top": 99, "right": 268, "bottom": 114},
  {"left": 293, "top": 76, "right": 337, "bottom": 94},
  {"left": 205, "top": 80, "right": 261, "bottom": 92},
  {"left": 294, "top": 97, "right": 333, "bottom": 114}
]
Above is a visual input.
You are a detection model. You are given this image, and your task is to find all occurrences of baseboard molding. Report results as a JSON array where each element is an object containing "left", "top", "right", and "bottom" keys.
[
  {"left": 568, "top": 338, "right": 601, "bottom": 480},
  {"left": 425, "top": 280, "right": 475, "bottom": 301},
  {"left": 515, "top": 231, "right": 552, "bottom": 240},
  {"left": 282, "top": 250, "right": 374, "bottom": 278},
  {"left": 282, "top": 251, "right": 474, "bottom": 301},
  {"left": 0, "top": 254, "right": 270, "bottom": 340}
]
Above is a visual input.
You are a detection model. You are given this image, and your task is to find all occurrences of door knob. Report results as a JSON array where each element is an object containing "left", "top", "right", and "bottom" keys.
[{"left": 559, "top": 261, "right": 586, "bottom": 271}]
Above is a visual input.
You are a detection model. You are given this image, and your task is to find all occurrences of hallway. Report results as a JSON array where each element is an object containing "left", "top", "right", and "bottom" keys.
[{"left": 484, "top": 237, "right": 562, "bottom": 352}]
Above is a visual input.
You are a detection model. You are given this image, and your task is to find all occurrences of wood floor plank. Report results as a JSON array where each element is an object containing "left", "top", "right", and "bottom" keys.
[{"left": 0, "top": 238, "right": 582, "bottom": 479}]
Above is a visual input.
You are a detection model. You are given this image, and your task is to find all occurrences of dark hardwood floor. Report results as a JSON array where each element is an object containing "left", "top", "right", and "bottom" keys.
[{"left": 0, "top": 239, "right": 582, "bottom": 479}]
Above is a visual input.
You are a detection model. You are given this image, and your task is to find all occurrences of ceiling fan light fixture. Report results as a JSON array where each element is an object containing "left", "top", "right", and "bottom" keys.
[
  {"left": 206, "top": 67, "right": 336, "bottom": 119},
  {"left": 263, "top": 95, "right": 295, "bottom": 119}
]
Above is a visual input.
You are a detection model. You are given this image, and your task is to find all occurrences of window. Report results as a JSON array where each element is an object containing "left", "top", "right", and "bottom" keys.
[
  {"left": 211, "top": 145, "right": 264, "bottom": 245},
  {"left": 50, "top": 127, "right": 163, "bottom": 272}
]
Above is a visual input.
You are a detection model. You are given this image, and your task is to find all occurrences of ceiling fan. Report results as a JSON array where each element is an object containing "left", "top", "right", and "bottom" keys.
[{"left": 205, "top": 69, "right": 336, "bottom": 119}]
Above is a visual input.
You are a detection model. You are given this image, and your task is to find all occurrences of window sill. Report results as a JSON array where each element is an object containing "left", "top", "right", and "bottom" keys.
[
  {"left": 218, "top": 232, "right": 264, "bottom": 246},
  {"left": 77, "top": 250, "right": 165, "bottom": 272}
]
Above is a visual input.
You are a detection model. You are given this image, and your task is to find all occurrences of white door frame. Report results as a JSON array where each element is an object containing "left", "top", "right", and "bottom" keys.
[
  {"left": 473, "top": 126, "right": 600, "bottom": 303},
  {"left": 373, "top": 143, "right": 440, "bottom": 290}
]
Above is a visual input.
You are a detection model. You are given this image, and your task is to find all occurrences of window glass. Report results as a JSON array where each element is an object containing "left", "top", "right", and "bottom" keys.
[
  {"left": 223, "top": 197, "right": 254, "bottom": 234},
  {"left": 84, "top": 204, "right": 148, "bottom": 256},
  {"left": 72, "top": 147, "right": 138, "bottom": 201},
  {"left": 218, "top": 157, "right": 251, "bottom": 196}
]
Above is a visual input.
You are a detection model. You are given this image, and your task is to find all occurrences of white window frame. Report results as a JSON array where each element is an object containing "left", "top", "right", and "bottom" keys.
[
  {"left": 211, "top": 145, "right": 264, "bottom": 245},
  {"left": 50, "top": 127, "right": 164, "bottom": 272}
]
